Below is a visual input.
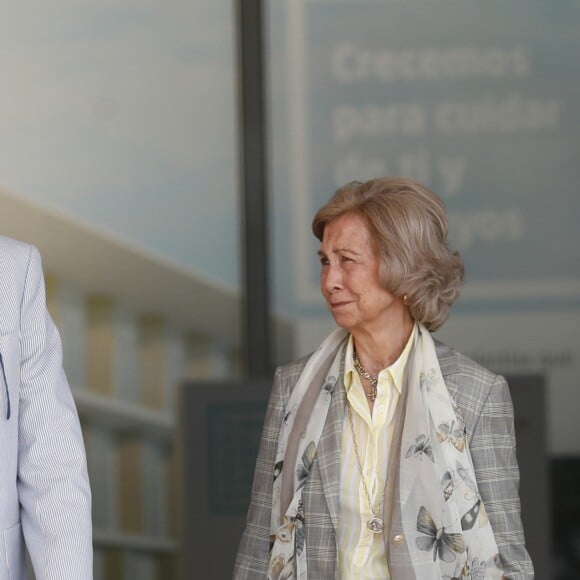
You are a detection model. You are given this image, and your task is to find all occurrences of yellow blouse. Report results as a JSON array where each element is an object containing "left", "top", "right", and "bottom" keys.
[{"left": 338, "top": 326, "right": 416, "bottom": 579}]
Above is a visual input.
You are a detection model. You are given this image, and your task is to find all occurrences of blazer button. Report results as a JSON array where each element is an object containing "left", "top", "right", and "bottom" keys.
[{"left": 392, "top": 534, "right": 404, "bottom": 544}]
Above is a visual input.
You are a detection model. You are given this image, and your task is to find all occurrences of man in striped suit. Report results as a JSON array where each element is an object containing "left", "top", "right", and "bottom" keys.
[{"left": 0, "top": 236, "right": 92, "bottom": 580}]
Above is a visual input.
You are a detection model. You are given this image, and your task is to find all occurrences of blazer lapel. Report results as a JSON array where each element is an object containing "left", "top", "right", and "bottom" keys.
[
  {"left": 435, "top": 341, "right": 459, "bottom": 397},
  {"left": 314, "top": 360, "right": 346, "bottom": 533}
]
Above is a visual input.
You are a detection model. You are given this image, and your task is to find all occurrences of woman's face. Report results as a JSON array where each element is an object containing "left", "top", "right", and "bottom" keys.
[{"left": 319, "top": 212, "right": 406, "bottom": 335}]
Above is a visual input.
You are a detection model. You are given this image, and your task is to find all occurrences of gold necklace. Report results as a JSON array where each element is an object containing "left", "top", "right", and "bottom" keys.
[
  {"left": 346, "top": 401, "right": 384, "bottom": 534},
  {"left": 352, "top": 349, "right": 378, "bottom": 401}
]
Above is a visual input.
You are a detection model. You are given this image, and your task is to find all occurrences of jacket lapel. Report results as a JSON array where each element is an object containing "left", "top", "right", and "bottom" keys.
[
  {"left": 313, "top": 354, "right": 346, "bottom": 533},
  {"left": 435, "top": 341, "right": 459, "bottom": 396}
]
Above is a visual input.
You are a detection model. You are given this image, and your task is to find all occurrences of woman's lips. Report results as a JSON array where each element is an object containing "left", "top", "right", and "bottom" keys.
[{"left": 329, "top": 300, "right": 353, "bottom": 309}]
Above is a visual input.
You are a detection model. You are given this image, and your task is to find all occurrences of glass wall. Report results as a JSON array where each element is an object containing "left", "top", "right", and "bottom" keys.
[{"left": 1, "top": 1, "right": 240, "bottom": 287}]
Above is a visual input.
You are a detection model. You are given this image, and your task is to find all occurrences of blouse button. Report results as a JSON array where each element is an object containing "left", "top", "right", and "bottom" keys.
[{"left": 393, "top": 534, "right": 404, "bottom": 544}]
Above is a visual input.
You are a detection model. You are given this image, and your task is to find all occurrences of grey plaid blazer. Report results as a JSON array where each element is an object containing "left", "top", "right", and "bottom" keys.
[{"left": 234, "top": 341, "right": 534, "bottom": 579}]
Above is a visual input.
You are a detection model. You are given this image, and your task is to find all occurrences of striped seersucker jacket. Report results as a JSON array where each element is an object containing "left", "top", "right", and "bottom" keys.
[{"left": 0, "top": 236, "right": 92, "bottom": 580}]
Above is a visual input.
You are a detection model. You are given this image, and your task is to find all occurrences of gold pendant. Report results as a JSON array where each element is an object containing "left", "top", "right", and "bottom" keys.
[{"left": 366, "top": 385, "right": 377, "bottom": 401}]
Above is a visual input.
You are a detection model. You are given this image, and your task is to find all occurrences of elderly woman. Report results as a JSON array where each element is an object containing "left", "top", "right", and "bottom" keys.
[{"left": 234, "top": 177, "right": 533, "bottom": 579}]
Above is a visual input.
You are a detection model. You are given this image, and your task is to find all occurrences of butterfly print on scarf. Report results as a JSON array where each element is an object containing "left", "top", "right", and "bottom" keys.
[
  {"left": 442, "top": 554, "right": 488, "bottom": 580},
  {"left": 437, "top": 420, "right": 466, "bottom": 452},
  {"left": 440, "top": 463, "right": 480, "bottom": 503},
  {"left": 460, "top": 499, "right": 484, "bottom": 531},
  {"left": 469, "top": 556, "right": 487, "bottom": 580},
  {"left": 443, "top": 559, "right": 469, "bottom": 580},
  {"left": 268, "top": 553, "right": 294, "bottom": 580},
  {"left": 273, "top": 460, "right": 284, "bottom": 481},
  {"left": 416, "top": 506, "right": 465, "bottom": 562},
  {"left": 456, "top": 465, "right": 479, "bottom": 500},
  {"left": 405, "top": 434, "right": 435, "bottom": 462},
  {"left": 296, "top": 441, "right": 316, "bottom": 489},
  {"left": 419, "top": 368, "right": 438, "bottom": 392},
  {"left": 441, "top": 470, "right": 455, "bottom": 501},
  {"left": 323, "top": 376, "right": 336, "bottom": 393}
]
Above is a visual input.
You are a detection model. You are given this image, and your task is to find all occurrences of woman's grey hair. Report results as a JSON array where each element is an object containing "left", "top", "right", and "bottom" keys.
[{"left": 312, "top": 176, "right": 464, "bottom": 331}]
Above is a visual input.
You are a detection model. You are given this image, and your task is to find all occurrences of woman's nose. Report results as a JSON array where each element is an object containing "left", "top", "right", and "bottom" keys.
[{"left": 322, "top": 263, "right": 342, "bottom": 293}]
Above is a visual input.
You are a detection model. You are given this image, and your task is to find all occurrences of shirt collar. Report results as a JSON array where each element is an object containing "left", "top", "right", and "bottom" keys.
[{"left": 344, "top": 324, "right": 417, "bottom": 395}]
